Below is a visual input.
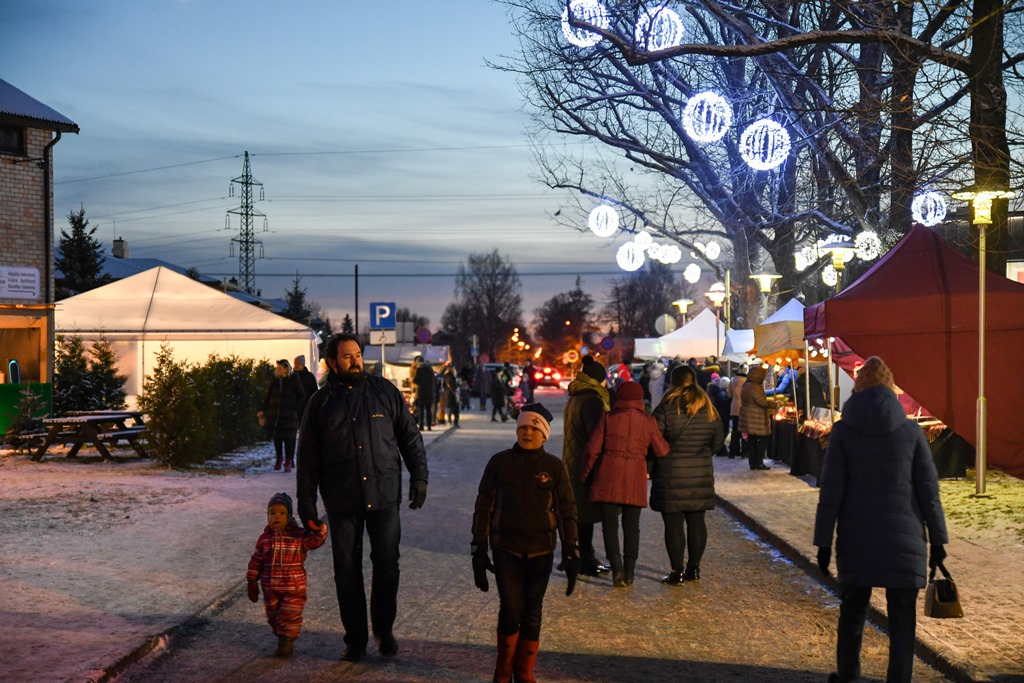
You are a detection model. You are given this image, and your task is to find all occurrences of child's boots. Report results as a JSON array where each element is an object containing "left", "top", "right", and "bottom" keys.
[
  {"left": 513, "top": 639, "right": 539, "bottom": 683},
  {"left": 276, "top": 634, "right": 294, "bottom": 658},
  {"left": 493, "top": 631, "right": 519, "bottom": 682}
]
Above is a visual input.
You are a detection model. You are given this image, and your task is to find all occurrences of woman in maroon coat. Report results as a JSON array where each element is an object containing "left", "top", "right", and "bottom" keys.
[{"left": 582, "top": 381, "right": 669, "bottom": 588}]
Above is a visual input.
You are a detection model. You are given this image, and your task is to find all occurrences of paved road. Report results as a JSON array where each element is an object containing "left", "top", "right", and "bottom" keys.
[{"left": 122, "top": 387, "right": 949, "bottom": 682}]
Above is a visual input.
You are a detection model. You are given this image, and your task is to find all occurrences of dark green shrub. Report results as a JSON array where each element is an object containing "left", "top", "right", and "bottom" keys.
[
  {"left": 53, "top": 333, "right": 127, "bottom": 415},
  {"left": 3, "top": 385, "right": 50, "bottom": 451}
]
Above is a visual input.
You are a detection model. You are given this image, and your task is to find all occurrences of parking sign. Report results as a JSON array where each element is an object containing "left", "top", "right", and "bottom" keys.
[{"left": 370, "top": 302, "right": 396, "bottom": 329}]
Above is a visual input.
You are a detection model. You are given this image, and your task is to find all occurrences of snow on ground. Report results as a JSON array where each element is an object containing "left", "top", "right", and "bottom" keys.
[{"left": 0, "top": 441, "right": 290, "bottom": 683}]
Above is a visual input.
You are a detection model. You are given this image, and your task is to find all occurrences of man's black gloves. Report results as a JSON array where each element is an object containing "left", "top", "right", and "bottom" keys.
[
  {"left": 409, "top": 480, "right": 427, "bottom": 509},
  {"left": 557, "top": 546, "right": 581, "bottom": 596},
  {"left": 472, "top": 550, "right": 494, "bottom": 592},
  {"left": 929, "top": 544, "right": 947, "bottom": 569},
  {"left": 816, "top": 546, "right": 832, "bottom": 577}
]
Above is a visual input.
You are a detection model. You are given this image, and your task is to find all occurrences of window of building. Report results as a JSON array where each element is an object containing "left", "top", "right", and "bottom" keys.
[{"left": 0, "top": 125, "right": 25, "bottom": 155}]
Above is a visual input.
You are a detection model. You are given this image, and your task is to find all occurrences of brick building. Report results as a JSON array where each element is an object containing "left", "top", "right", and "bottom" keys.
[{"left": 0, "top": 78, "right": 78, "bottom": 426}]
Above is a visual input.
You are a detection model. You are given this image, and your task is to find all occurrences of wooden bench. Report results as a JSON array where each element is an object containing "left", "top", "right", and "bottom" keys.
[{"left": 96, "top": 427, "right": 148, "bottom": 457}]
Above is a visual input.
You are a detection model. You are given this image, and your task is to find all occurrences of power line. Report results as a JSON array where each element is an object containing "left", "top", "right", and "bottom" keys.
[
  {"left": 56, "top": 155, "right": 240, "bottom": 185},
  {"left": 202, "top": 270, "right": 626, "bottom": 279}
]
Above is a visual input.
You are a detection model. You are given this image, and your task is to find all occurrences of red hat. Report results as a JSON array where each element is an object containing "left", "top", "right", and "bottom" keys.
[{"left": 617, "top": 381, "right": 644, "bottom": 401}]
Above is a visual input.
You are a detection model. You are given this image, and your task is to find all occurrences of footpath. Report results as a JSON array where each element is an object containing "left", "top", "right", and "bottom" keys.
[{"left": 2, "top": 409, "right": 1021, "bottom": 682}]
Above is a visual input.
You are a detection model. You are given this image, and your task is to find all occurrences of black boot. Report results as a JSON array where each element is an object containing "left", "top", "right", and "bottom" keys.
[
  {"left": 683, "top": 564, "right": 700, "bottom": 581},
  {"left": 623, "top": 558, "right": 636, "bottom": 587},
  {"left": 661, "top": 570, "right": 684, "bottom": 586},
  {"left": 609, "top": 554, "right": 626, "bottom": 588},
  {"left": 579, "top": 549, "right": 610, "bottom": 577}
]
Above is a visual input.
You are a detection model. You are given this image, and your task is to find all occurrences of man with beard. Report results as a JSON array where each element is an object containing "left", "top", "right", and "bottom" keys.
[{"left": 297, "top": 333, "right": 429, "bottom": 662}]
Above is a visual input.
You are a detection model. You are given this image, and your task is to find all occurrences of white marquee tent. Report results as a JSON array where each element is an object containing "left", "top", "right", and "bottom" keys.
[
  {"left": 634, "top": 308, "right": 728, "bottom": 359},
  {"left": 55, "top": 267, "right": 318, "bottom": 403}
]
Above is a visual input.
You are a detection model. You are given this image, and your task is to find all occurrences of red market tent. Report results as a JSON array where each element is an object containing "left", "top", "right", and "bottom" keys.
[{"left": 804, "top": 225, "right": 1024, "bottom": 478}]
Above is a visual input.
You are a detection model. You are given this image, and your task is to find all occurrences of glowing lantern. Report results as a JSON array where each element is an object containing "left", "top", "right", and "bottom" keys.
[
  {"left": 635, "top": 5, "right": 684, "bottom": 52},
  {"left": 739, "top": 118, "right": 791, "bottom": 171},
  {"left": 704, "top": 240, "right": 721, "bottom": 260},
  {"left": 682, "top": 91, "right": 732, "bottom": 144},
  {"left": 617, "top": 241, "right": 645, "bottom": 271},
  {"left": 855, "top": 231, "right": 882, "bottom": 261},
  {"left": 561, "top": 0, "right": 610, "bottom": 48},
  {"left": 821, "top": 264, "right": 839, "bottom": 287},
  {"left": 588, "top": 205, "right": 619, "bottom": 237},
  {"left": 911, "top": 191, "right": 947, "bottom": 227},
  {"left": 794, "top": 244, "right": 817, "bottom": 272},
  {"left": 634, "top": 231, "right": 653, "bottom": 249},
  {"left": 683, "top": 263, "right": 701, "bottom": 283}
]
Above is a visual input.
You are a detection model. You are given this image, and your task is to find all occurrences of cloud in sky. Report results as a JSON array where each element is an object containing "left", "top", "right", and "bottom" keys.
[{"left": 6, "top": 0, "right": 633, "bottom": 329}]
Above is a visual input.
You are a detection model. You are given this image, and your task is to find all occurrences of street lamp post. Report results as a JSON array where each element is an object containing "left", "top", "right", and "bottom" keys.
[
  {"left": 951, "top": 188, "right": 1016, "bottom": 496},
  {"left": 820, "top": 234, "right": 857, "bottom": 292},
  {"left": 672, "top": 298, "right": 694, "bottom": 325},
  {"left": 704, "top": 282, "right": 727, "bottom": 358}
]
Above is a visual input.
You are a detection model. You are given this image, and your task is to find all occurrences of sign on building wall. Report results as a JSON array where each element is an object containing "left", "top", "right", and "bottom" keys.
[{"left": 0, "top": 266, "right": 40, "bottom": 299}]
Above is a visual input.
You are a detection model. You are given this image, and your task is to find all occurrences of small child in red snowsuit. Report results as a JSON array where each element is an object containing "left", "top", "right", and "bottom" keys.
[{"left": 247, "top": 492, "right": 327, "bottom": 657}]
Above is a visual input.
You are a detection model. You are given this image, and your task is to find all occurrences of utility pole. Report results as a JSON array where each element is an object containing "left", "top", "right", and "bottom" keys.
[{"left": 226, "top": 151, "right": 267, "bottom": 294}]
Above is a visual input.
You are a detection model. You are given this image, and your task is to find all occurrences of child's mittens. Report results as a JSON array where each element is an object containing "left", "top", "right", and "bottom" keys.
[{"left": 247, "top": 579, "right": 259, "bottom": 603}]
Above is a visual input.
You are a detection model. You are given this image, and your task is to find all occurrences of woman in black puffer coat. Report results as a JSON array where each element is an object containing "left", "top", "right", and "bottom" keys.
[
  {"left": 651, "top": 365, "right": 724, "bottom": 585},
  {"left": 258, "top": 359, "right": 306, "bottom": 472}
]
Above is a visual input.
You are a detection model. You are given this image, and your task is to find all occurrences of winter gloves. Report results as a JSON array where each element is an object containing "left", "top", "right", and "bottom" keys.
[
  {"left": 247, "top": 579, "right": 259, "bottom": 603},
  {"left": 472, "top": 549, "right": 494, "bottom": 592},
  {"left": 558, "top": 546, "right": 581, "bottom": 596},
  {"left": 816, "top": 546, "right": 832, "bottom": 577},
  {"left": 409, "top": 479, "right": 428, "bottom": 509},
  {"left": 929, "top": 544, "right": 947, "bottom": 569}
]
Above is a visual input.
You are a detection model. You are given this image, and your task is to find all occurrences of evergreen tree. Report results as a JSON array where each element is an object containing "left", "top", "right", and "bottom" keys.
[
  {"left": 53, "top": 334, "right": 93, "bottom": 415},
  {"left": 89, "top": 335, "right": 127, "bottom": 410},
  {"left": 55, "top": 206, "right": 107, "bottom": 298},
  {"left": 138, "top": 344, "right": 207, "bottom": 467},
  {"left": 282, "top": 274, "right": 310, "bottom": 323},
  {"left": 341, "top": 314, "right": 354, "bottom": 334},
  {"left": 3, "top": 385, "right": 49, "bottom": 448}
]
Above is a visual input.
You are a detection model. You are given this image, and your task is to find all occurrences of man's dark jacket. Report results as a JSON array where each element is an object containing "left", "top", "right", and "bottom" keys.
[
  {"left": 297, "top": 372, "right": 428, "bottom": 521},
  {"left": 295, "top": 366, "right": 319, "bottom": 418}
]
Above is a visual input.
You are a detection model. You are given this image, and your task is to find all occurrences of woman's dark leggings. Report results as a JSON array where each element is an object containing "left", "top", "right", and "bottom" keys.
[
  {"left": 599, "top": 503, "right": 642, "bottom": 562},
  {"left": 273, "top": 434, "right": 296, "bottom": 464},
  {"left": 661, "top": 510, "right": 707, "bottom": 570},
  {"left": 494, "top": 549, "right": 553, "bottom": 641}
]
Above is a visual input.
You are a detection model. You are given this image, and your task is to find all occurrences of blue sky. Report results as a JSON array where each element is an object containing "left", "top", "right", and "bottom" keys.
[{"left": 5, "top": 0, "right": 629, "bottom": 330}]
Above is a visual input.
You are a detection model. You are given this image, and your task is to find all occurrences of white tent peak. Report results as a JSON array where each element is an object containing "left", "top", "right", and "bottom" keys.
[{"left": 762, "top": 297, "right": 805, "bottom": 325}]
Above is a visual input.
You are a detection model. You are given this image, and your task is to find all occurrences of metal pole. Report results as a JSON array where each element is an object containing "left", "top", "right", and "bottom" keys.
[
  {"left": 354, "top": 264, "right": 359, "bottom": 334},
  {"left": 977, "top": 222, "right": 987, "bottom": 495},
  {"left": 715, "top": 307, "right": 721, "bottom": 358},
  {"left": 827, "top": 337, "right": 836, "bottom": 424},
  {"left": 803, "top": 341, "right": 811, "bottom": 422}
]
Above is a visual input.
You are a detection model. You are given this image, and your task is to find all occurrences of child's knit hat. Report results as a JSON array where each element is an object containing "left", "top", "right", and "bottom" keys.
[
  {"left": 268, "top": 492, "right": 293, "bottom": 517},
  {"left": 517, "top": 402, "right": 553, "bottom": 440}
]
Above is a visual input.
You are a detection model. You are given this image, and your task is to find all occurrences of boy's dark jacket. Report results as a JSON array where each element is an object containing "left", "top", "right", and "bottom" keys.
[{"left": 472, "top": 444, "right": 578, "bottom": 557}]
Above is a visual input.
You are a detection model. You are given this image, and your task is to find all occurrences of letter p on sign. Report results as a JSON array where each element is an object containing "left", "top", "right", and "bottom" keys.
[{"left": 370, "top": 302, "right": 396, "bottom": 329}]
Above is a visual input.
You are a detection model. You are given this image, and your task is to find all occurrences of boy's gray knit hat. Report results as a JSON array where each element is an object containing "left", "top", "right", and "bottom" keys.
[{"left": 268, "top": 492, "right": 293, "bottom": 517}]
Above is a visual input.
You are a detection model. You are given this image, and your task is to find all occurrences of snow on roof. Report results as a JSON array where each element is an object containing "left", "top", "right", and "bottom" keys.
[{"left": 0, "top": 78, "right": 79, "bottom": 133}]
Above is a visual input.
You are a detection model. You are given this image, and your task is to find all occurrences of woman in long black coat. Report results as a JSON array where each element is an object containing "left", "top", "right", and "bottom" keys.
[
  {"left": 651, "top": 365, "right": 724, "bottom": 585},
  {"left": 258, "top": 359, "right": 306, "bottom": 472}
]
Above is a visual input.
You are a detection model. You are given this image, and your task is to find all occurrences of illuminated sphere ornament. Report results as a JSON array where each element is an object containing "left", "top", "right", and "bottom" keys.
[
  {"left": 617, "top": 241, "right": 645, "bottom": 272},
  {"left": 682, "top": 92, "right": 732, "bottom": 144},
  {"left": 588, "top": 205, "right": 619, "bottom": 237},
  {"left": 821, "top": 264, "right": 839, "bottom": 287},
  {"left": 635, "top": 5, "right": 684, "bottom": 52},
  {"left": 739, "top": 118, "right": 791, "bottom": 171},
  {"left": 911, "top": 191, "right": 947, "bottom": 227},
  {"left": 660, "top": 244, "right": 682, "bottom": 264},
  {"left": 683, "top": 263, "right": 701, "bottom": 283},
  {"left": 794, "top": 245, "right": 817, "bottom": 272},
  {"left": 855, "top": 231, "right": 882, "bottom": 261},
  {"left": 561, "top": 0, "right": 610, "bottom": 48},
  {"left": 704, "top": 240, "right": 721, "bottom": 260},
  {"left": 634, "top": 231, "right": 654, "bottom": 250}
]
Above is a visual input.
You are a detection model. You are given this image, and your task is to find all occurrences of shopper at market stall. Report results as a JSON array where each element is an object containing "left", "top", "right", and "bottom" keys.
[{"left": 738, "top": 364, "right": 772, "bottom": 470}]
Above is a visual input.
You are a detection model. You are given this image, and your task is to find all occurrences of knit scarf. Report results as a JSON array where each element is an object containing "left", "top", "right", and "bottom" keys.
[{"left": 568, "top": 374, "right": 611, "bottom": 411}]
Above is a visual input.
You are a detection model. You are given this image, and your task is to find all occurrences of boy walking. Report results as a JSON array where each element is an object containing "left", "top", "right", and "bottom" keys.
[
  {"left": 471, "top": 403, "right": 579, "bottom": 683},
  {"left": 247, "top": 492, "right": 328, "bottom": 657}
]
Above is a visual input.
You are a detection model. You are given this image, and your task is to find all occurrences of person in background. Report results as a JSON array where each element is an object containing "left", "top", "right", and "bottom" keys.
[
  {"left": 246, "top": 492, "right": 328, "bottom": 658},
  {"left": 476, "top": 360, "right": 490, "bottom": 412},
  {"left": 411, "top": 354, "right": 435, "bottom": 431},
  {"left": 766, "top": 363, "right": 798, "bottom": 398},
  {"left": 442, "top": 362, "right": 461, "bottom": 428},
  {"left": 459, "top": 362, "right": 475, "bottom": 410},
  {"left": 521, "top": 359, "right": 535, "bottom": 403},
  {"left": 651, "top": 365, "right": 724, "bottom": 585},
  {"left": 316, "top": 357, "right": 329, "bottom": 389},
  {"left": 649, "top": 360, "right": 667, "bottom": 410},
  {"left": 814, "top": 356, "right": 949, "bottom": 683},
  {"left": 293, "top": 355, "right": 318, "bottom": 420},
  {"left": 297, "top": 333, "right": 428, "bottom": 662},
  {"left": 581, "top": 381, "right": 669, "bottom": 587},
  {"left": 638, "top": 363, "right": 653, "bottom": 411},
  {"left": 738, "top": 364, "right": 772, "bottom": 470},
  {"left": 258, "top": 359, "right": 305, "bottom": 473},
  {"left": 697, "top": 355, "right": 720, "bottom": 391},
  {"left": 727, "top": 364, "right": 747, "bottom": 458},
  {"left": 471, "top": 403, "right": 578, "bottom": 683},
  {"left": 490, "top": 369, "right": 509, "bottom": 422},
  {"left": 707, "top": 374, "right": 732, "bottom": 457},
  {"left": 562, "top": 355, "right": 612, "bottom": 577}
]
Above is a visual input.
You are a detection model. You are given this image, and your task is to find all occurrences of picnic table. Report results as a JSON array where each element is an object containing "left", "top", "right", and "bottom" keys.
[{"left": 32, "top": 410, "right": 148, "bottom": 461}]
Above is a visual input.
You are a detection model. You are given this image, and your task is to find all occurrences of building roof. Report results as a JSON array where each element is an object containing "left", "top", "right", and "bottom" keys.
[{"left": 0, "top": 78, "right": 79, "bottom": 133}]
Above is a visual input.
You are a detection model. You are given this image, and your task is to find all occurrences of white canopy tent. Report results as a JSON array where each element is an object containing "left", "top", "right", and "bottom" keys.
[
  {"left": 634, "top": 308, "right": 728, "bottom": 359},
  {"left": 751, "top": 298, "right": 806, "bottom": 361},
  {"left": 55, "top": 267, "right": 318, "bottom": 404},
  {"left": 721, "top": 328, "right": 756, "bottom": 364}
]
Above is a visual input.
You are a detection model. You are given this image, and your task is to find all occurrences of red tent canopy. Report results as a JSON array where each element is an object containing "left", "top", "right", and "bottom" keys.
[{"left": 804, "top": 225, "right": 1024, "bottom": 478}]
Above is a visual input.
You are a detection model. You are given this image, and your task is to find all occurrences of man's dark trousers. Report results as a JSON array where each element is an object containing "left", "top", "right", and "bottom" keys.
[
  {"left": 328, "top": 505, "right": 401, "bottom": 650},
  {"left": 836, "top": 583, "right": 918, "bottom": 683}
]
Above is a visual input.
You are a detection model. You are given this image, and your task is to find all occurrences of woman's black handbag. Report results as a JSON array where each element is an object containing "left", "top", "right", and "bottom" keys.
[{"left": 924, "top": 562, "right": 963, "bottom": 618}]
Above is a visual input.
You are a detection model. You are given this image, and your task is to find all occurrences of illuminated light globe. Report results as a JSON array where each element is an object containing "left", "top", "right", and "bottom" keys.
[
  {"left": 683, "top": 263, "right": 701, "bottom": 283},
  {"left": 682, "top": 91, "right": 732, "bottom": 144},
  {"left": 588, "top": 205, "right": 619, "bottom": 237},
  {"left": 635, "top": 5, "right": 684, "bottom": 52},
  {"left": 561, "top": 0, "right": 610, "bottom": 48},
  {"left": 634, "top": 231, "right": 654, "bottom": 249},
  {"left": 704, "top": 240, "right": 721, "bottom": 260},
  {"left": 616, "top": 241, "right": 645, "bottom": 272},
  {"left": 911, "top": 191, "right": 947, "bottom": 227},
  {"left": 821, "top": 264, "right": 839, "bottom": 287},
  {"left": 855, "top": 230, "right": 882, "bottom": 260},
  {"left": 660, "top": 244, "right": 682, "bottom": 264},
  {"left": 794, "top": 245, "right": 817, "bottom": 272},
  {"left": 739, "top": 118, "right": 791, "bottom": 171}
]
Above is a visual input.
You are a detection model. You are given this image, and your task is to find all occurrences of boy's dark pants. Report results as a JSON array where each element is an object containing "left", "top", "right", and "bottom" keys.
[
  {"left": 493, "top": 549, "right": 553, "bottom": 640},
  {"left": 836, "top": 584, "right": 918, "bottom": 683},
  {"left": 328, "top": 505, "right": 401, "bottom": 651},
  {"left": 264, "top": 588, "right": 306, "bottom": 639}
]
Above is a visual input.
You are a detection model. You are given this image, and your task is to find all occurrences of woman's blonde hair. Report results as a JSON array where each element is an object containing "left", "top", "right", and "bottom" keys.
[{"left": 663, "top": 365, "right": 717, "bottom": 422}]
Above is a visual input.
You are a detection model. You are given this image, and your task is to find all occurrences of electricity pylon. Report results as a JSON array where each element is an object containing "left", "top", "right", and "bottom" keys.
[{"left": 226, "top": 151, "right": 267, "bottom": 294}]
